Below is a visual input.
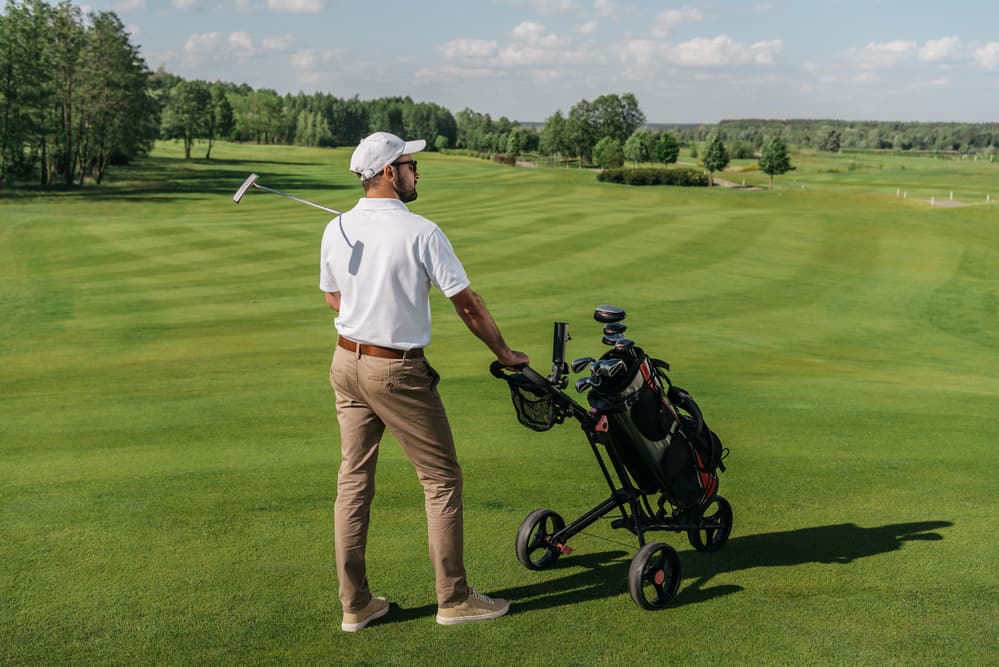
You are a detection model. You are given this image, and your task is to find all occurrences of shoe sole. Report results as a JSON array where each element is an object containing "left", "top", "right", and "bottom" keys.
[
  {"left": 436, "top": 604, "right": 509, "bottom": 626},
  {"left": 341, "top": 603, "right": 390, "bottom": 632}
]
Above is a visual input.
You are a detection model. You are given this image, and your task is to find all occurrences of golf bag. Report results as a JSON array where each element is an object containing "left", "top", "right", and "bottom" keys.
[{"left": 587, "top": 349, "right": 726, "bottom": 509}]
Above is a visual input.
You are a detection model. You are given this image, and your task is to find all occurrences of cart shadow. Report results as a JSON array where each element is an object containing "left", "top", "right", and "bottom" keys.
[
  {"left": 673, "top": 520, "right": 953, "bottom": 606},
  {"left": 382, "top": 521, "right": 952, "bottom": 620}
]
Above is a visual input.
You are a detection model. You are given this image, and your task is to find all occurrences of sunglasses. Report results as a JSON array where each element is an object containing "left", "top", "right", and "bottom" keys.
[{"left": 392, "top": 159, "right": 418, "bottom": 172}]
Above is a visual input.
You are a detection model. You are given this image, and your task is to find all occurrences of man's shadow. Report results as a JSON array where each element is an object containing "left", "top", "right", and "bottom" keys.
[{"left": 386, "top": 520, "right": 951, "bottom": 620}]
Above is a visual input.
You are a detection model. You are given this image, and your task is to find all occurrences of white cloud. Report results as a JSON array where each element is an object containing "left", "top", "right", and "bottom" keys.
[
  {"left": 182, "top": 31, "right": 257, "bottom": 63},
  {"left": 289, "top": 48, "right": 341, "bottom": 69},
  {"left": 438, "top": 38, "right": 498, "bottom": 61},
  {"left": 651, "top": 6, "right": 702, "bottom": 38},
  {"left": 593, "top": 0, "right": 615, "bottom": 16},
  {"left": 184, "top": 31, "right": 224, "bottom": 54},
  {"left": 227, "top": 32, "right": 256, "bottom": 58},
  {"left": 126, "top": 24, "right": 141, "bottom": 37},
  {"left": 578, "top": 20, "right": 598, "bottom": 35},
  {"left": 974, "top": 42, "right": 999, "bottom": 69},
  {"left": 266, "top": 0, "right": 327, "bottom": 13},
  {"left": 171, "top": 0, "right": 198, "bottom": 9},
  {"left": 262, "top": 33, "right": 296, "bottom": 51},
  {"left": 919, "top": 36, "right": 961, "bottom": 62},
  {"left": 511, "top": 22, "right": 564, "bottom": 48},
  {"left": 234, "top": 0, "right": 257, "bottom": 13},
  {"left": 845, "top": 40, "right": 917, "bottom": 69},
  {"left": 666, "top": 35, "right": 782, "bottom": 67},
  {"left": 113, "top": 0, "right": 145, "bottom": 11},
  {"left": 290, "top": 49, "right": 320, "bottom": 69}
]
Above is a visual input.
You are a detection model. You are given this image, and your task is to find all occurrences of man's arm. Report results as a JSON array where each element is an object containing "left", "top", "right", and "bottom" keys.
[
  {"left": 449, "top": 287, "right": 529, "bottom": 368},
  {"left": 324, "top": 291, "right": 341, "bottom": 311}
]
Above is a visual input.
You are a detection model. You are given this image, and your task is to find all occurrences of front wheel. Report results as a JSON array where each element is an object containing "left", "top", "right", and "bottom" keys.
[
  {"left": 628, "top": 541, "right": 681, "bottom": 610},
  {"left": 515, "top": 509, "right": 566, "bottom": 570},
  {"left": 687, "top": 495, "right": 733, "bottom": 552}
]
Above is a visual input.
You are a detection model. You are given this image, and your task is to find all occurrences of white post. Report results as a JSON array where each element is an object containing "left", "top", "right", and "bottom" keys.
[
  {"left": 931, "top": 196, "right": 935, "bottom": 206},
  {"left": 904, "top": 192, "right": 908, "bottom": 199},
  {"left": 950, "top": 192, "right": 954, "bottom": 201},
  {"left": 897, "top": 188, "right": 901, "bottom": 197},
  {"left": 988, "top": 194, "right": 992, "bottom": 204}
]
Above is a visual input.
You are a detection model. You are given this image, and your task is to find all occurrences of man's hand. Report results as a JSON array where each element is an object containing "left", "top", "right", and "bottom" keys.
[{"left": 497, "top": 349, "right": 530, "bottom": 369}]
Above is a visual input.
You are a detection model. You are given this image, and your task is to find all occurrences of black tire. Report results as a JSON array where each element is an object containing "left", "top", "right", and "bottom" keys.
[
  {"left": 515, "top": 509, "right": 566, "bottom": 570},
  {"left": 628, "top": 542, "right": 681, "bottom": 610},
  {"left": 687, "top": 495, "right": 733, "bottom": 552}
]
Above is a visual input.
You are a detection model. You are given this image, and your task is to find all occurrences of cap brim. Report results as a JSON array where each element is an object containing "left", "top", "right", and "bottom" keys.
[{"left": 402, "top": 139, "right": 426, "bottom": 155}]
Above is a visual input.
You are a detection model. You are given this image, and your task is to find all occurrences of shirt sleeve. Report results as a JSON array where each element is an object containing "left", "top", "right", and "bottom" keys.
[
  {"left": 319, "top": 224, "right": 339, "bottom": 293},
  {"left": 424, "top": 227, "right": 470, "bottom": 298}
]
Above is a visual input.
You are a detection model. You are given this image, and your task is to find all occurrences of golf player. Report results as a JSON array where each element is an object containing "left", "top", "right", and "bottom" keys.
[{"left": 321, "top": 132, "right": 529, "bottom": 631}]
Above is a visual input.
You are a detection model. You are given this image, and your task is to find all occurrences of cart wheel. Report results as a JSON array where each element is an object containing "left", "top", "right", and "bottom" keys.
[
  {"left": 515, "top": 509, "right": 566, "bottom": 570},
  {"left": 628, "top": 542, "right": 681, "bottom": 610},
  {"left": 687, "top": 495, "right": 733, "bottom": 552}
]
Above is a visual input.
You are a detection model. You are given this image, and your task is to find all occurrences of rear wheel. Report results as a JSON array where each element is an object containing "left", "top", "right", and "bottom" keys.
[
  {"left": 687, "top": 496, "right": 733, "bottom": 552},
  {"left": 628, "top": 542, "right": 681, "bottom": 610},
  {"left": 515, "top": 509, "right": 566, "bottom": 570}
]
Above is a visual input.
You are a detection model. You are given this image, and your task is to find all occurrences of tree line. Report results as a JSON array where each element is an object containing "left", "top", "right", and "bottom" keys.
[{"left": 5, "top": 0, "right": 999, "bottom": 190}]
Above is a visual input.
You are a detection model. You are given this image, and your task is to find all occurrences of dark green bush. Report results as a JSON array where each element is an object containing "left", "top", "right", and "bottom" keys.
[{"left": 597, "top": 167, "right": 708, "bottom": 187}]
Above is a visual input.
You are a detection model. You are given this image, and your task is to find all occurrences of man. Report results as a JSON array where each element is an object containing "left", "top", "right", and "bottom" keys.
[{"left": 320, "top": 132, "right": 529, "bottom": 631}]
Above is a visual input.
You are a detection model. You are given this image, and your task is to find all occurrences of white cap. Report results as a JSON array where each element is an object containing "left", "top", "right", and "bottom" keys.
[{"left": 349, "top": 132, "right": 426, "bottom": 181}]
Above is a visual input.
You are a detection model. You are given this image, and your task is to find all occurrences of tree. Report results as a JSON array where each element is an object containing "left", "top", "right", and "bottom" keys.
[
  {"left": 539, "top": 110, "right": 569, "bottom": 165},
  {"left": 702, "top": 133, "right": 729, "bottom": 187},
  {"left": 623, "top": 129, "right": 654, "bottom": 164},
  {"left": 654, "top": 131, "right": 680, "bottom": 165},
  {"left": 593, "top": 136, "right": 624, "bottom": 169},
  {"left": 0, "top": 0, "right": 54, "bottom": 186},
  {"left": 161, "top": 79, "right": 211, "bottom": 158},
  {"left": 76, "top": 10, "right": 157, "bottom": 183},
  {"left": 821, "top": 128, "right": 841, "bottom": 152},
  {"left": 758, "top": 135, "right": 791, "bottom": 190},
  {"left": 205, "top": 85, "right": 234, "bottom": 158},
  {"left": 566, "top": 99, "right": 598, "bottom": 165}
]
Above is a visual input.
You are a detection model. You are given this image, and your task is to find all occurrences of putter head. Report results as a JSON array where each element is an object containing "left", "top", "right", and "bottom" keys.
[
  {"left": 233, "top": 173, "right": 260, "bottom": 204},
  {"left": 594, "top": 304, "right": 626, "bottom": 324}
]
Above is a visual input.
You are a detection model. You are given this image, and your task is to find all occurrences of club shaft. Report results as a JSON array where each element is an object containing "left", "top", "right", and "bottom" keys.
[{"left": 253, "top": 183, "right": 341, "bottom": 215}]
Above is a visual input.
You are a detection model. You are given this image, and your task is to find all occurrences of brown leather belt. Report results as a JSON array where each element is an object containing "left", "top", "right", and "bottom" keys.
[{"left": 338, "top": 336, "right": 423, "bottom": 359}]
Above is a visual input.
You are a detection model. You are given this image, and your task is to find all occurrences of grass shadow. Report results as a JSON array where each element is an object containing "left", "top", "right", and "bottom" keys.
[
  {"left": 675, "top": 520, "right": 953, "bottom": 605},
  {"left": 382, "top": 550, "right": 630, "bottom": 624},
  {"left": 0, "top": 155, "right": 354, "bottom": 202}
]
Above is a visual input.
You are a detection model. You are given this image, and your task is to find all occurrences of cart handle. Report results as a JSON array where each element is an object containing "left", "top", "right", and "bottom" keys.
[{"left": 489, "top": 361, "right": 550, "bottom": 389}]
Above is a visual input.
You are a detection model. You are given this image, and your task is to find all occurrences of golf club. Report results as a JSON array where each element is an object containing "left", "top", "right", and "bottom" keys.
[{"left": 233, "top": 173, "right": 342, "bottom": 215}]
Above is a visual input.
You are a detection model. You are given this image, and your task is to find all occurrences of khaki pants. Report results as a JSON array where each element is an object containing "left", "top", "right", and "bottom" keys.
[{"left": 330, "top": 346, "right": 469, "bottom": 613}]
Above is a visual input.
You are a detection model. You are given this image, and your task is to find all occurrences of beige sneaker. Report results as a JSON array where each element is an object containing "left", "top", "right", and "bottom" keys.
[
  {"left": 341, "top": 596, "right": 390, "bottom": 632},
  {"left": 436, "top": 589, "right": 509, "bottom": 625}
]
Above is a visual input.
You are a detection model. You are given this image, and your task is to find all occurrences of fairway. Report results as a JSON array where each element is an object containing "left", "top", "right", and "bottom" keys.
[{"left": 2, "top": 143, "right": 998, "bottom": 665}]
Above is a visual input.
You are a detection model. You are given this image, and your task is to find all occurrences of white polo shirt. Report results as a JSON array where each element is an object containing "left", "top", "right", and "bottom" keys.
[{"left": 319, "top": 198, "right": 470, "bottom": 349}]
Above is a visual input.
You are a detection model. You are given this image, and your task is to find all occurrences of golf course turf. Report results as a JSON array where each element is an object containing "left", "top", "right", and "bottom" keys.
[{"left": 2, "top": 141, "right": 997, "bottom": 665}]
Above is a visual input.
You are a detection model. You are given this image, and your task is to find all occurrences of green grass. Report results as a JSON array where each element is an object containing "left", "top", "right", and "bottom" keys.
[{"left": 2, "top": 141, "right": 998, "bottom": 665}]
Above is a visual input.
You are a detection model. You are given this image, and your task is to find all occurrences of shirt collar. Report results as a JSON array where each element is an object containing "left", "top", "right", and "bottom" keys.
[{"left": 354, "top": 197, "right": 409, "bottom": 212}]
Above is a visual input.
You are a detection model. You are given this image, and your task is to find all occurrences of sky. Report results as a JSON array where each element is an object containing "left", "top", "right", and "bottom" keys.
[{"left": 74, "top": 0, "right": 999, "bottom": 124}]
